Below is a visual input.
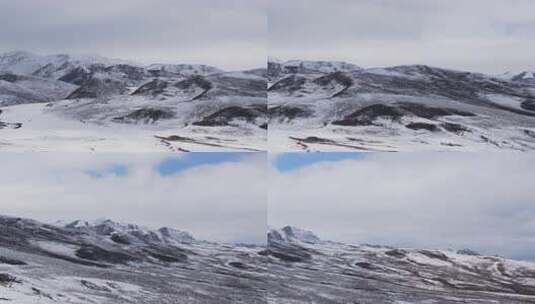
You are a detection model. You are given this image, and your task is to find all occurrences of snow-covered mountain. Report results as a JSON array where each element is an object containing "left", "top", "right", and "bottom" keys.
[
  {"left": 268, "top": 59, "right": 360, "bottom": 84},
  {"left": 499, "top": 71, "right": 535, "bottom": 84},
  {"left": 60, "top": 219, "right": 195, "bottom": 245},
  {"left": 268, "top": 226, "right": 320, "bottom": 244},
  {"left": 269, "top": 59, "right": 535, "bottom": 151},
  {"left": 3, "top": 216, "right": 535, "bottom": 303},
  {"left": 0, "top": 51, "right": 266, "bottom": 151},
  {"left": 0, "top": 50, "right": 135, "bottom": 79},
  {"left": 0, "top": 73, "right": 77, "bottom": 106},
  {"left": 146, "top": 63, "right": 223, "bottom": 77},
  {"left": 0, "top": 215, "right": 266, "bottom": 303},
  {"left": 4, "top": 51, "right": 535, "bottom": 152},
  {"left": 267, "top": 226, "right": 535, "bottom": 303}
]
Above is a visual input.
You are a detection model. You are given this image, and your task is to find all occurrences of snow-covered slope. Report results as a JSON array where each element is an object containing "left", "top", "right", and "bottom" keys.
[
  {"left": 4, "top": 216, "right": 535, "bottom": 303},
  {"left": 281, "top": 60, "right": 360, "bottom": 73},
  {"left": 146, "top": 63, "right": 223, "bottom": 77},
  {"left": 499, "top": 71, "right": 535, "bottom": 84},
  {"left": 269, "top": 60, "right": 535, "bottom": 151},
  {"left": 61, "top": 219, "right": 195, "bottom": 245},
  {"left": 0, "top": 73, "right": 76, "bottom": 106},
  {"left": 268, "top": 226, "right": 320, "bottom": 244},
  {"left": 0, "top": 50, "right": 134, "bottom": 79},
  {"left": 268, "top": 59, "right": 360, "bottom": 85},
  {"left": 0, "top": 215, "right": 266, "bottom": 303},
  {"left": 267, "top": 226, "right": 535, "bottom": 303},
  {"left": 0, "top": 51, "right": 266, "bottom": 151}
]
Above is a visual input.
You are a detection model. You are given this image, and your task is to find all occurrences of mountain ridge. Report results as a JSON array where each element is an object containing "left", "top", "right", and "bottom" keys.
[
  {"left": 3, "top": 214, "right": 535, "bottom": 303},
  {"left": 267, "top": 225, "right": 535, "bottom": 303},
  {"left": 0, "top": 214, "right": 266, "bottom": 303},
  {"left": 268, "top": 58, "right": 535, "bottom": 152},
  {"left": 0, "top": 50, "right": 267, "bottom": 152}
]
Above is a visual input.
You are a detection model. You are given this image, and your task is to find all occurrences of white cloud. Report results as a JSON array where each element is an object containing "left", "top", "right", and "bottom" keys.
[
  {"left": 0, "top": 153, "right": 266, "bottom": 244},
  {"left": 269, "top": 153, "right": 535, "bottom": 260}
]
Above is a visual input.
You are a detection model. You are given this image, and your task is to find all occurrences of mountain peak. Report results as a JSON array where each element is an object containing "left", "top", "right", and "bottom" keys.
[
  {"left": 0, "top": 50, "right": 37, "bottom": 59},
  {"left": 270, "top": 59, "right": 361, "bottom": 74},
  {"left": 497, "top": 70, "right": 535, "bottom": 82},
  {"left": 58, "top": 218, "right": 196, "bottom": 244},
  {"left": 158, "top": 226, "right": 195, "bottom": 244},
  {"left": 0, "top": 50, "right": 134, "bottom": 78},
  {"left": 457, "top": 248, "right": 481, "bottom": 256},
  {"left": 146, "top": 63, "right": 223, "bottom": 76},
  {"left": 269, "top": 226, "right": 320, "bottom": 244},
  {"left": 512, "top": 71, "right": 535, "bottom": 81},
  {"left": 62, "top": 218, "right": 141, "bottom": 234}
]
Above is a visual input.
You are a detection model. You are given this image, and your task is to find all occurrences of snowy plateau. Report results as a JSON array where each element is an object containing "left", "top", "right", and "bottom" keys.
[
  {"left": 0, "top": 51, "right": 266, "bottom": 152},
  {"left": 268, "top": 59, "right": 535, "bottom": 151},
  {"left": 2, "top": 215, "right": 535, "bottom": 303}
]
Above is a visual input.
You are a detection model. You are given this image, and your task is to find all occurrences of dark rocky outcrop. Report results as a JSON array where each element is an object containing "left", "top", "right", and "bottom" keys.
[
  {"left": 457, "top": 248, "right": 481, "bottom": 256},
  {"left": 112, "top": 108, "right": 175, "bottom": 124},
  {"left": 0, "top": 73, "right": 20, "bottom": 82},
  {"left": 405, "top": 122, "right": 439, "bottom": 132},
  {"left": 131, "top": 79, "right": 169, "bottom": 96},
  {"left": 174, "top": 75, "right": 212, "bottom": 91},
  {"left": 66, "top": 77, "right": 127, "bottom": 99},
  {"left": 313, "top": 71, "right": 353, "bottom": 87},
  {"left": 269, "top": 105, "right": 313, "bottom": 121},
  {"left": 332, "top": 104, "right": 404, "bottom": 126},
  {"left": 0, "top": 256, "right": 26, "bottom": 265},
  {"left": 193, "top": 105, "right": 266, "bottom": 127},
  {"left": 0, "top": 273, "right": 21, "bottom": 286},
  {"left": 332, "top": 103, "right": 475, "bottom": 126},
  {"left": 268, "top": 75, "right": 307, "bottom": 93},
  {"left": 58, "top": 66, "right": 94, "bottom": 85},
  {"left": 397, "top": 102, "right": 475, "bottom": 119},
  {"left": 75, "top": 244, "right": 136, "bottom": 264}
]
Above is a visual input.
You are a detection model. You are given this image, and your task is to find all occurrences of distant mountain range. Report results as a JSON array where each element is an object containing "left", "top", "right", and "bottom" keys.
[
  {"left": 2, "top": 214, "right": 535, "bottom": 303},
  {"left": 0, "top": 51, "right": 267, "bottom": 152},
  {"left": 268, "top": 59, "right": 535, "bottom": 151},
  {"left": 2, "top": 51, "right": 535, "bottom": 151},
  {"left": 267, "top": 226, "right": 535, "bottom": 303},
  {"left": 499, "top": 70, "right": 535, "bottom": 83},
  {"left": 0, "top": 214, "right": 266, "bottom": 303}
]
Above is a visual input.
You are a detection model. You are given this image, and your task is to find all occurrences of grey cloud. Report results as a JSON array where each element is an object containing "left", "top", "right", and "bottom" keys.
[
  {"left": 269, "top": 0, "right": 535, "bottom": 73},
  {"left": 5, "top": 0, "right": 533, "bottom": 73},
  {"left": 0, "top": 0, "right": 267, "bottom": 70}
]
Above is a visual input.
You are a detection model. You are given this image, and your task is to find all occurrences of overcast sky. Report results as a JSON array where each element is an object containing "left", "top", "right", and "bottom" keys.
[
  {"left": 269, "top": 153, "right": 535, "bottom": 261},
  {"left": 3, "top": 1, "right": 532, "bottom": 73},
  {"left": 0, "top": 0, "right": 267, "bottom": 70},
  {"left": 270, "top": 0, "right": 535, "bottom": 74},
  {"left": 0, "top": 153, "right": 266, "bottom": 244}
]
